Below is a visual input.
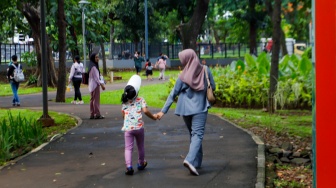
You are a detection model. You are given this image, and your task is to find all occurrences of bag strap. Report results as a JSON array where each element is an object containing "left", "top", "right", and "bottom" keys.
[
  {"left": 11, "top": 63, "right": 17, "bottom": 69},
  {"left": 11, "top": 63, "right": 22, "bottom": 72},
  {"left": 204, "top": 65, "right": 211, "bottom": 87}
]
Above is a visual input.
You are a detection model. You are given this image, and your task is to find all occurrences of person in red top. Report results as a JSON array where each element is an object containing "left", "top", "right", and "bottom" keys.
[{"left": 266, "top": 40, "right": 273, "bottom": 53}]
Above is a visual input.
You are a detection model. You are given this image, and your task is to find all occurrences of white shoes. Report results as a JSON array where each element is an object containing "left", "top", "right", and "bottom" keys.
[
  {"left": 183, "top": 160, "right": 199, "bottom": 176},
  {"left": 71, "top": 101, "right": 84, "bottom": 104}
]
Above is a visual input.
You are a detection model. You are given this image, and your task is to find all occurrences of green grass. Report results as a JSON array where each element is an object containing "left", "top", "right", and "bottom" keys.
[
  {"left": 209, "top": 108, "right": 312, "bottom": 138},
  {"left": 0, "top": 84, "right": 56, "bottom": 96},
  {"left": 0, "top": 109, "right": 77, "bottom": 165},
  {"left": 66, "top": 82, "right": 176, "bottom": 109},
  {"left": 105, "top": 69, "right": 181, "bottom": 83},
  {"left": 0, "top": 109, "right": 77, "bottom": 137}
]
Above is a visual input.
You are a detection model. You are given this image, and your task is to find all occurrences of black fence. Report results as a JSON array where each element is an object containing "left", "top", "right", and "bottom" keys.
[
  {"left": 0, "top": 43, "right": 35, "bottom": 64},
  {"left": 98, "top": 42, "right": 256, "bottom": 60},
  {"left": 1, "top": 41, "right": 307, "bottom": 65}
]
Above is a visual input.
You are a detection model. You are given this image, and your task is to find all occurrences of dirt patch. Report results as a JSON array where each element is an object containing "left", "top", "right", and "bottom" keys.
[{"left": 248, "top": 126, "right": 312, "bottom": 187}]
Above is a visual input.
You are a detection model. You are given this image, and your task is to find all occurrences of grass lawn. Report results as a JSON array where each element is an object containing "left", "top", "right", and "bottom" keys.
[
  {"left": 0, "top": 109, "right": 77, "bottom": 138},
  {"left": 0, "top": 108, "right": 77, "bottom": 165},
  {"left": 0, "top": 84, "right": 56, "bottom": 97}
]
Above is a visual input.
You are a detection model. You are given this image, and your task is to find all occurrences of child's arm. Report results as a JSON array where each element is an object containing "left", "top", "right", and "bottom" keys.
[
  {"left": 121, "top": 110, "right": 125, "bottom": 118},
  {"left": 142, "top": 107, "right": 157, "bottom": 120}
]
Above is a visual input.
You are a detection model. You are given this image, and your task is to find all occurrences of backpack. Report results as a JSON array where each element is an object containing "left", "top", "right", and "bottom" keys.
[
  {"left": 12, "top": 64, "right": 25, "bottom": 82},
  {"left": 82, "top": 72, "right": 89, "bottom": 85},
  {"left": 74, "top": 63, "right": 84, "bottom": 76}
]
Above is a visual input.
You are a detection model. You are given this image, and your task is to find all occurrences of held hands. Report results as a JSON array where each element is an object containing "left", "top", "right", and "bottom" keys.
[{"left": 154, "top": 112, "right": 164, "bottom": 120}]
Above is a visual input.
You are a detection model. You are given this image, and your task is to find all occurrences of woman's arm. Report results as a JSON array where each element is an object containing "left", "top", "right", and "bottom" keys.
[
  {"left": 208, "top": 68, "right": 216, "bottom": 91},
  {"left": 68, "top": 64, "right": 75, "bottom": 82},
  {"left": 160, "top": 78, "right": 183, "bottom": 114}
]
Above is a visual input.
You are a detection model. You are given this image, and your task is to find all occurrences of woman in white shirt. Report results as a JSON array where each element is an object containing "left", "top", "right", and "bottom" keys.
[{"left": 68, "top": 55, "right": 84, "bottom": 104}]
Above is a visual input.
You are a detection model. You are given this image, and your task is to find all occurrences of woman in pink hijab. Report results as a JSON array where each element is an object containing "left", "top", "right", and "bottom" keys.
[{"left": 156, "top": 49, "right": 216, "bottom": 176}]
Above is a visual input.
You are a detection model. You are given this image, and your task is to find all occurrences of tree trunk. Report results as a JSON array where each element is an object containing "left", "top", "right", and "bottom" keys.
[
  {"left": 177, "top": 0, "right": 210, "bottom": 51},
  {"left": 280, "top": 29, "right": 288, "bottom": 56},
  {"left": 265, "top": 0, "right": 288, "bottom": 57},
  {"left": 55, "top": 0, "right": 67, "bottom": 102},
  {"left": 100, "top": 41, "right": 107, "bottom": 76},
  {"left": 249, "top": 0, "right": 257, "bottom": 55},
  {"left": 268, "top": 0, "right": 281, "bottom": 113},
  {"left": 69, "top": 25, "right": 80, "bottom": 58},
  {"left": 19, "top": 3, "right": 57, "bottom": 87}
]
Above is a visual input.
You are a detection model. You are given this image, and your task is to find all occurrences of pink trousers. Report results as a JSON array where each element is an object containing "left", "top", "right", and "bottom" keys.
[
  {"left": 124, "top": 128, "right": 145, "bottom": 167},
  {"left": 90, "top": 86, "right": 101, "bottom": 117}
]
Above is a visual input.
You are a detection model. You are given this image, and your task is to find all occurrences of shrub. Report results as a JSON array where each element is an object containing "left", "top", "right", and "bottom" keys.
[
  {"left": 0, "top": 111, "right": 47, "bottom": 164},
  {"left": 167, "top": 53, "right": 313, "bottom": 109}
]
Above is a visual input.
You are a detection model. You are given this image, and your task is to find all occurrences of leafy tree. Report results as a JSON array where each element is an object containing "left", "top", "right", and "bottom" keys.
[
  {"left": 18, "top": 1, "right": 58, "bottom": 87},
  {"left": 214, "top": 0, "right": 267, "bottom": 54},
  {"left": 282, "top": 0, "right": 311, "bottom": 41},
  {"left": 176, "top": 0, "right": 210, "bottom": 50}
]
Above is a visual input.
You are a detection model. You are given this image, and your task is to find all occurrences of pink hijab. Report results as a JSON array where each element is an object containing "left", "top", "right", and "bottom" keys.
[{"left": 178, "top": 49, "right": 205, "bottom": 91}]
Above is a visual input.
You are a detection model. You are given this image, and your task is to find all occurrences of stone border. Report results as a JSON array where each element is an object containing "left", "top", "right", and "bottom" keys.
[
  {"left": 0, "top": 113, "right": 82, "bottom": 170},
  {"left": 216, "top": 115, "right": 265, "bottom": 188}
]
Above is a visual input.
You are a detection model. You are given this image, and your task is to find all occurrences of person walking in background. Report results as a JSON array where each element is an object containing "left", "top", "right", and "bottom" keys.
[
  {"left": 121, "top": 75, "right": 157, "bottom": 175},
  {"left": 68, "top": 55, "right": 84, "bottom": 104},
  {"left": 157, "top": 52, "right": 168, "bottom": 61},
  {"left": 202, "top": 59, "right": 207, "bottom": 65},
  {"left": 145, "top": 60, "right": 153, "bottom": 80},
  {"left": 133, "top": 51, "right": 145, "bottom": 75},
  {"left": 7, "top": 55, "right": 21, "bottom": 106},
  {"left": 155, "top": 56, "right": 167, "bottom": 80},
  {"left": 88, "top": 53, "right": 105, "bottom": 119},
  {"left": 155, "top": 49, "right": 216, "bottom": 176}
]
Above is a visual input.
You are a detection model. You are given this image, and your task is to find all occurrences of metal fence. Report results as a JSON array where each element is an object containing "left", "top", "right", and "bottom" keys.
[
  {"left": 1, "top": 41, "right": 308, "bottom": 65},
  {"left": 107, "top": 42, "right": 252, "bottom": 60},
  {"left": 0, "top": 43, "right": 35, "bottom": 64}
]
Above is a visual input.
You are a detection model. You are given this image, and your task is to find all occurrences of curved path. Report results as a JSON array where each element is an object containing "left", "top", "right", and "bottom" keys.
[{"left": 0, "top": 79, "right": 261, "bottom": 188}]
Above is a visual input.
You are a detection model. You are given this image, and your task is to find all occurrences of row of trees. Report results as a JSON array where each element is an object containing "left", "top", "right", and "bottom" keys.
[{"left": 0, "top": 0, "right": 312, "bottom": 111}]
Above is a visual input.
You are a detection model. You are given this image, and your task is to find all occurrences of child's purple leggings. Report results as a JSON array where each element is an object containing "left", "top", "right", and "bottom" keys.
[{"left": 124, "top": 128, "right": 145, "bottom": 167}]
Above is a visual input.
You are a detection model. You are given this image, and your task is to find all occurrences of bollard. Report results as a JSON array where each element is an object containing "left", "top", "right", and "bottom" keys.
[{"left": 110, "top": 71, "right": 113, "bottom": 83}]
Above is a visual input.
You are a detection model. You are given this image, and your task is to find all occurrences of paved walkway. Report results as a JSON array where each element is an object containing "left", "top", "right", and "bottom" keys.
[{"left": 0, "top": 79, "right": 262, "bottom": 188}]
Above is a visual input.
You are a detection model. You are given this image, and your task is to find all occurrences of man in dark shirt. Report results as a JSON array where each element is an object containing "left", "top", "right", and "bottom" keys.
[
  {"left": 7, "top": 55, "right": 22, "bottom": 106},
  {"left": 133, "top": 51, "right": 144, "bottom": 75}
]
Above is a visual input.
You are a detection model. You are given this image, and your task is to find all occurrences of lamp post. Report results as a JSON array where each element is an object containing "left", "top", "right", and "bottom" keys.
[
  {"left": 79, "top": 0, "right": 90, "bottom": 69},
  {"left": 145, "top": 0, "right": 148, "bottom": 60}
]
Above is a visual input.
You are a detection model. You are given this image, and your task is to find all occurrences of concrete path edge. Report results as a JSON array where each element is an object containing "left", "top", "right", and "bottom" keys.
[
  {"left": 0, "top": 113, "right": 83, "bottom": 171},
  {"left": 216, "top": 115, "right": 265, "bottom": 188}
]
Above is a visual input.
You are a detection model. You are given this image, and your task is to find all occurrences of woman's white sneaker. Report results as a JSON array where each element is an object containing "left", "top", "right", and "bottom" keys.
[{"left": 183, "top": 160, "right": 199, "bottom": 176}]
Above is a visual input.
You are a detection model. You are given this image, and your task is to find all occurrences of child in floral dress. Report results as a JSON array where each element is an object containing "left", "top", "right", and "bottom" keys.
[{"left": 121, "top": 75, "right": 157, "bottom": 175}]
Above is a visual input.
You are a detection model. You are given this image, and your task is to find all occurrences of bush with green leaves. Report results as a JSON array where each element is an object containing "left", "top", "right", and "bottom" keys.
[
  {"left": 213, "top": 52, "right": 313, "bottom": 109},
  {"left": 168, "top": 52, "right": 313, "bottom": 109},
  {"left": 0, "top": 111, "right": 47, "bottom": 164},
  {"left": 21, "top": 51, "right": 37, "bottom": 67},
  {"left": 27, "top": 74, "right": 38, "bottom": 85}
]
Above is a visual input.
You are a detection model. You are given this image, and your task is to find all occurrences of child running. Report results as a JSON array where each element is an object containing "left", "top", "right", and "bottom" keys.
[
  {"left": 121, "top": 75, "right": 157, "bottom": 175},
  {"left": 145, "top": 60, "right": 153, "bottom": 80}
]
